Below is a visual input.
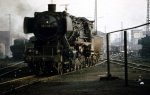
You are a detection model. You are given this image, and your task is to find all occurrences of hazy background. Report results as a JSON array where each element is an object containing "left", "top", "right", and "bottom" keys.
[{"left": 0, "top": 0, "right": 147, "bottom": 35}]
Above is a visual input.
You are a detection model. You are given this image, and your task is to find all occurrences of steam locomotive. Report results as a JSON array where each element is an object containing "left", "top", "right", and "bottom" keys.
[
  {"left": 24, "top": 4, "right": 102, "bottom": 75},
  {"left": 10, "top": 38, "right": 28, "bottom": 60}
]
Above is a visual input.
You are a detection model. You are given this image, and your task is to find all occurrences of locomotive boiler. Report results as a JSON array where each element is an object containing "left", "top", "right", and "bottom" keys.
[{"left": 24, "top": 4, "right": 100, "bottom": 75}]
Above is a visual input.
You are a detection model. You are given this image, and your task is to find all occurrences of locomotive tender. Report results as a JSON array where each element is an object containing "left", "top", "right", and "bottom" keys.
[{"left": 24, "top": 4, "right": 100, "bottom": 75}]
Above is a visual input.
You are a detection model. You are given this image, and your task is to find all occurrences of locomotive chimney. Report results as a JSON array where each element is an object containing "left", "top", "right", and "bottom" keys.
[{"left": 48, "top": 4, "right": 56, "bottom": 12}]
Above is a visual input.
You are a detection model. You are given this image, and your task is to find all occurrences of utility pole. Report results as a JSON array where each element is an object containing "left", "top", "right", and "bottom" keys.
[
  {"left": 121, "top": 22, "right": 123, "bottom": 38},
  {"left": 50, "top": 0, "right": 53, "bottom": 4},
  {"left": 8, "top": 14, "right": 11, "bottom": 57},
  {"left": 8, "top": 14, "right": 11, "bottom": 45},
  {"left": 120, "top": 22, "right": 124, "bottom": 51},
  {"left": 146, "top": 0, "right": 150, "bottom": 36},
  {"left": 94, "top": 0, "right": 97, "bottom": 35},
  {"left": 60, "top": 4, "right": 69, "bottom": 12}
]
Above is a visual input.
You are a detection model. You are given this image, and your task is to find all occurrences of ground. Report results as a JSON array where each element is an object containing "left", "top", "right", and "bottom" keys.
[{"left": 14, "top": 62, "right": 150, "bottom": 95}]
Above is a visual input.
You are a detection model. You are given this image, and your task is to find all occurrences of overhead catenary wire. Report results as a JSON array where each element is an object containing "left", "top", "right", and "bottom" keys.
[{"left": 107, "top": 23, "right": 150, "bottom": 34}]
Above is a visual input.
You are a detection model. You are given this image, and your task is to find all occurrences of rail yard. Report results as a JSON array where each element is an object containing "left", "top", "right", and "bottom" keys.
[
  {"left": 0, "top": 59, "right": 149, "bottom": 95},
  {"left": 0, "top": 1, "right": 150, "bottom": 95}
]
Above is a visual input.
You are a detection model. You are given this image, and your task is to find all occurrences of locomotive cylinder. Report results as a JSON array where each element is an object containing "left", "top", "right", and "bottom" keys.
[{"left": 48, "top": 4, "right": 56, "bottom": 12}]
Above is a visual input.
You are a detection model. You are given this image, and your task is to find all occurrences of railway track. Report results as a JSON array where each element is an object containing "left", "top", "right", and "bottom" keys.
[
  {"left": 0, "top": 75, "right": 37, "bottom": 95},
  {"left": 0, "top": 60, "right": 19, "bottom": 67},
  {"left": 0, "top": 61, "right": 31, "bottom": 84},
  {"left": 128, "top": 58, "right": 150, "bottom": 66},
  {"left": 0, "top": 61, "right": 24, "bottom": 71},
  {"left": 110, "top": 59, "right": 150, "bottom": 72},
  {"left": 0, "top": 60, "right": 107, "bottom": 95},
  {"left": 0, "top": 61, "right": 26, "bottom": 77}
]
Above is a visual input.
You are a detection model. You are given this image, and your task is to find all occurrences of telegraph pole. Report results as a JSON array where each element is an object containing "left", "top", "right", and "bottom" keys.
[
  {"left": 51, "top": 0, "right": 53, "bottom": 4},
  {"left": 60, "top": 4, "right": 69, "bottom": 12},
  {"left": 8, "top": 14, "right": 11, "bottom": 57},
  {"left": 94, "top": 0, "right": 97, "bottom": 35},
  {"left": 146, "top": 0, "right": 150, "bottom": 36},
  {"left": 120, "top": 22, "right": 124, "bottom": 51},
  {"left": 8, "top": 14, "right": 11, "bottom": 45}
]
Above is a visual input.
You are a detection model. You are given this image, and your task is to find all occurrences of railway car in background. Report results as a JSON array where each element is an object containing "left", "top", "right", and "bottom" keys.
[
  {"left": 23, "top": 4, "right": 103, "bottom": 75},
  {"left": 138, "top": 35, "right": 150, "bottom": 58}
]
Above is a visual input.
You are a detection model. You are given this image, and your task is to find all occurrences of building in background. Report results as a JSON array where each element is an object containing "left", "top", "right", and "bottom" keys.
[
  {"left": 0, "top": 31, "right": 10, "bottom": 57},
  {"left": 0, "top": 42, "right": 5, "bottom": 58},
  {"left": 97, "top": 31, "right": 106, "bottom": 59}
]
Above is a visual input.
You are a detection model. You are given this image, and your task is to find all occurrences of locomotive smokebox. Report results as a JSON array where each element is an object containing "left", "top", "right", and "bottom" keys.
[{"left": 48, "top": 4, "right": 56, "bottom": 12}]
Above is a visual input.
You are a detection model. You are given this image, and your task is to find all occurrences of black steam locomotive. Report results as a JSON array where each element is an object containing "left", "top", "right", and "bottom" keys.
[
  {"left": 10, "top": 38, "right": 28, "bottom": 60},
  {"left": 24, "top": 4, "right": 96, "bottom": 75}
]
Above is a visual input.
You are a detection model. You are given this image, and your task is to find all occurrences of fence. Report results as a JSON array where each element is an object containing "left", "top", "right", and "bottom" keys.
[{"left": 106, "top": 23, "right": 150, "bottom": 86}]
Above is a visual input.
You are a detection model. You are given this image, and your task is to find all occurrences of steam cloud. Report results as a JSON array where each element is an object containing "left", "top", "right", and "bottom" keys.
[{"left": 0, "top": 0, "right": 33, "bottom": 38}]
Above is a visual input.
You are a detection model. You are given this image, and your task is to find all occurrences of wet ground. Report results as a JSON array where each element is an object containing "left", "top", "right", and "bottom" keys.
[{"left": 14, "top": 62, "right": 150, "bottom": 95}]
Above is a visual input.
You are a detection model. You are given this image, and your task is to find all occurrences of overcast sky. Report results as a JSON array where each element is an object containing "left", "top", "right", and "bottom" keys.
[{"left": 0, "top": 0, "right": 147, "bottom": 34}]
